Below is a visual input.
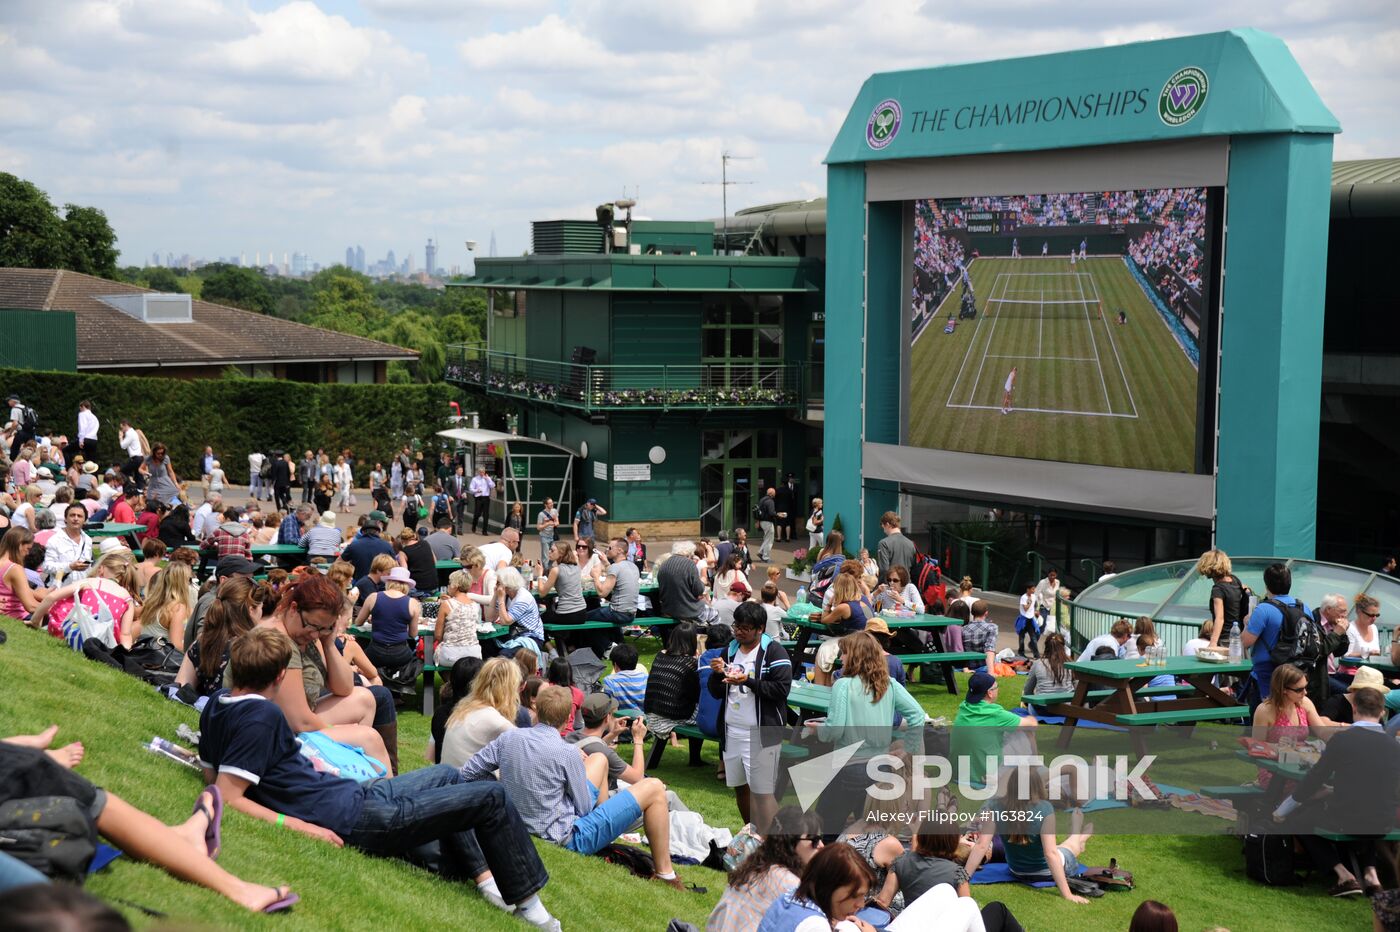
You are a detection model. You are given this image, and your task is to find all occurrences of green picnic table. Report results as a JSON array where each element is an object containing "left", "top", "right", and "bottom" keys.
[
  {"left": 1339, "top": 656, "right": 1399, "bottom": 675},
  {"left": 348, "top": 621, "right": 509, "bottom": 715},
  {"left": 1052, "top": 657, "right": 1251, "bottom": 756},
  {"left": 88, "top": 522, "right": 147, "bottom": 550},
  {"left": 786, "top": 682, "right": 831, "bottom": 715},
  {"left": 786, "top": 611, "right": 970, "bottom": 695}
]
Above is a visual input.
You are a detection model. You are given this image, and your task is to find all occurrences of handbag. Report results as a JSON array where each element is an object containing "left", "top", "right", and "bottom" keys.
[
  {"left": 1083, "top": 858, "right": 1135, "bottom": 891},
  {"left": 61, "top": 582, "right": 118, "bottom": 652},
  {"left": 0, "top": 796, "right": 99, "bottom": 882}
]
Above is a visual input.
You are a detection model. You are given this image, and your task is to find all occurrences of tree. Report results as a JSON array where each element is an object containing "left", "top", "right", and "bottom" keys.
[
  {"left": 201, "top": 264, "right": 274, "bottom": 314},
  {"left": 60, "top": 204, "right": 119, "bottom": 278},
  {"left": 0, "top": 173, "right": 65, "bottom": 269},
  {"left": 142, "top": 267, "right": 184, "bottom": 293},
  {"left": 435, "top": 312, "right": 482, "bottom": 347}
]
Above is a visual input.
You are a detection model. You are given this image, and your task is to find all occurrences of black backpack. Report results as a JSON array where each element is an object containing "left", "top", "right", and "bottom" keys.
[
  {"left": 599, "top": 842, "right": 655, "bottom": 879},
  {"left": 1244, "top": 833, "right": 1297, "bottom": 885},
  {"left": 1266, "top": 597, "right": 1323, "bottom": 667},
  {"left": 20, "top": 405, "right": 37, "bottom": 433}
]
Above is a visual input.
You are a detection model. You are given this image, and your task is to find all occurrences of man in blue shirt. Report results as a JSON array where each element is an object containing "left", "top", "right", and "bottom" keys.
[
  {"left": 199, "top": 626, "right": 561, "bottom": 930},
  {"left": 277, "top": 503, "right": 313, "bottom": 545},
  {"left": 341, "top": 511, "right": 396, "bottom": 579},
  {"left": 1242, "top": 562, "right": 1308, "bottom": 710}
]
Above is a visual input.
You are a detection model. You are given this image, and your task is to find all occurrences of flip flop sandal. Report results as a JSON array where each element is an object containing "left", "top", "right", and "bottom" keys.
[
  {"left": 193, "top": 785, "right": 223, "bottom": 860},
  {"left": 262, "top": 888, "right": 300, "bottom": 913}
]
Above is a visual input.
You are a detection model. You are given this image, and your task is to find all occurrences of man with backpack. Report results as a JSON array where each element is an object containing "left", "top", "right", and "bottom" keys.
[
  {"left": 5, "top": 394, "right": 36, "bottom": 460},
  {"left": 1241, "top": 563, "right": 1311, "bottom": 713}
]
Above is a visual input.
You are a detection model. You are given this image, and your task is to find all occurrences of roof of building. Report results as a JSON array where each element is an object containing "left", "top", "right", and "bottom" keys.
[
  {"left": 0, "top": 268, "right": 417, "bottom": 369},
  {"left": 1332, "top": 158, "right": 1400, "bottom": 185}
]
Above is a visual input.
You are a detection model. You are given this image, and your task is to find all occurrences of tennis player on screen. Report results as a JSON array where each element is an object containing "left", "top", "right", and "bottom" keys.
[{"left": 1001, "top": 367, "right": 1017, "bottom": 414}]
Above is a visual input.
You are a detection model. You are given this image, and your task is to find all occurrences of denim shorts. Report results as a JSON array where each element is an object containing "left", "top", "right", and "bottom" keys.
[{"left": 564, "top": 786, "right": 643, "bottom": 856}]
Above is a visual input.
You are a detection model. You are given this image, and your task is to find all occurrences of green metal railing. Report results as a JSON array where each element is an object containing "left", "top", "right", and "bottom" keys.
[
  {"left": 444, "top": 343, "right": 804, "bottom": 412},
  {"left": 927, "top": 525, "right": 1032, "bottom": 593}
]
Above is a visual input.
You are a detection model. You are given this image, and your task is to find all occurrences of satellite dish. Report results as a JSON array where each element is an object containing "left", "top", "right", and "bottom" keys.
[{"left": 616, "top": 198, "right": 637, "bottom": 209}]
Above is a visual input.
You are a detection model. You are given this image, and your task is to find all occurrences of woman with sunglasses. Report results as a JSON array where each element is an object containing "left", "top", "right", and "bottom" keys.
[
  {"left": 1252, "top": 664, "right": 1337, "bottom": 791},
  {"left": 1347, "top": 593, "right": 1383, "bottom": 661},
  {"left": 707, "top": 805, "right": 824, "bottom": 932},
  {"left": 257, "top": 574, "right": 396, "bottom": 774}
]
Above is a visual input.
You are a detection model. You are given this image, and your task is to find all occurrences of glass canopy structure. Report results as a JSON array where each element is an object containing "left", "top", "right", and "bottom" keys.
[{"left": 1066, "top": 556, "right": 1400, "bottom": 652}]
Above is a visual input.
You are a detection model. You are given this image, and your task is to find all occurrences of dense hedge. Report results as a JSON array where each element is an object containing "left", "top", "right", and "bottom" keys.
[{"left": 0, "top": 367, "right": 508, "bottom": 482}]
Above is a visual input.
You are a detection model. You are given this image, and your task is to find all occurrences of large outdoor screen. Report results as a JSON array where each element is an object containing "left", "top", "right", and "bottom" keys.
[{"left": 905, "top": 186, "right": 1216, "bottom": 474}]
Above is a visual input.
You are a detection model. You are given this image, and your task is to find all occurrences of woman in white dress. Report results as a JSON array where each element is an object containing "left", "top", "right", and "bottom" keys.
[{"left": 333, "top": 455, "right": 354, "bottom": 513}]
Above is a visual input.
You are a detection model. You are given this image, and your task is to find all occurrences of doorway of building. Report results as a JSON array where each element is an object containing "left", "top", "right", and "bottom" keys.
[{"left": 701, "top": 428, "right": 782, "bottom": 536}]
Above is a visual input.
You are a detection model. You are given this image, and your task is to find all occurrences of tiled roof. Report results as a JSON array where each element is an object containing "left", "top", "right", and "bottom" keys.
[{"left": 0, "top": 268, "right": 418, "bottom": 368}]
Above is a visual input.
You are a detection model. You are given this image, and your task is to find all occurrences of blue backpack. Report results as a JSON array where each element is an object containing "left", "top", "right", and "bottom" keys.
[{"left": 695, "top": 647, "right": 725, "bottom": 738}]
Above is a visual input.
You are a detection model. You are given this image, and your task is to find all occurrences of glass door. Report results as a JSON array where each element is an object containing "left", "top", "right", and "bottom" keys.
[
  {"left": 730, "top": 467, "right": 753, "bottom": 538},
  {"left": 700, "top": 462, "right": 724, "bottom": 537}
]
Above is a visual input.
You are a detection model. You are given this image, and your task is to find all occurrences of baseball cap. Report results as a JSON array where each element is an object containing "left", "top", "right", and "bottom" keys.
[
  {"left": 586, "top": 498, "right": 597, "bottom": 505},
  {"left": 581, "top": 692, "right": 618, "bottom": 728},
  {"left": 967, "top": 671, "right": 997, "bottom": 703},
  {"left": 367, "top": 510, "right": 388, "bottom": 527},
  {"left": 215, "top": 555, "right": 260, "bottom": 578}
]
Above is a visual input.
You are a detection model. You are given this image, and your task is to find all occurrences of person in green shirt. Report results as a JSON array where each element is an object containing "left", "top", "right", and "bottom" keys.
[{"left": 950, "top": 671, "right": 1037, "bottom": 786}]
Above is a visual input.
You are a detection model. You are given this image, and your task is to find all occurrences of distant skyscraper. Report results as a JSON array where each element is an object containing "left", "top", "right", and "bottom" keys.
[
  {"left": 254, "top": 251, "right": 261, "bottom": 267},
  {"left": 355, "top": 245, "right": 365, "bottom": 272},
  {"left": 150, "top": 251, "right": 160, "bottom": 267},
  {"left": 345, "top": 247, "right": 354, "bottom": 269},
  {"left": 425, "top": 238, "right": 437, "bottom": 276},
  {"left": 239, "top": 252, "right": 247, "bottom": 268},
  {"left": 386, "top": 249, "right": 396, "bottom": 269},
  {"left": 166, "top": 252, "right": 175, "bottom": 267},
  {"left": 489, "top": 231, "right": 498, "bottom": 257}
]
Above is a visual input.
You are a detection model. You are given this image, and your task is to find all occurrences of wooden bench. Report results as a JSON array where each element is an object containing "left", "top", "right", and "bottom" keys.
[
  {"left": 1114, "top": 706, "right": 1249, "bottom": 726},
  {"left": 1022, "top": 684, "right": 1197, "bottom": 706}
]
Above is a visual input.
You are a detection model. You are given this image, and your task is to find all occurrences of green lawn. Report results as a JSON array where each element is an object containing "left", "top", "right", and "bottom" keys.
[
  {"left": 0, "top": 618, "right": 1374, "bottom": 930},
  {"left": 909, "top": 257, "right": 1199, "bottom": 473}
]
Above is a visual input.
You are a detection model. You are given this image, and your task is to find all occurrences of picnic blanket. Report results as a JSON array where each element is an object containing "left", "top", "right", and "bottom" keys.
[{"left": 968, "top": 862, "right": 1055, "bottom": 887}]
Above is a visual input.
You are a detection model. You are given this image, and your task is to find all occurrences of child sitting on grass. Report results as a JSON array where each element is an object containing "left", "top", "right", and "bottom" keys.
[
  {"left": 199, "top": 626, "right": 561, "bottom": 929},
  {"left": 997, "top": 766, "right": 1095, "bottom": 903},
  {"left": 602, "top": 643, "right": 647, "bottom": 711}
]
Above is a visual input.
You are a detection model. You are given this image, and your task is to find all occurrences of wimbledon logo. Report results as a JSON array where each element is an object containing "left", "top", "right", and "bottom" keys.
[
  {"left": 866, "top": 98, "right": 902, "bottom": 150},
  {"left": 1159, "top": 66, "right": 1209, "bottom": 126}
]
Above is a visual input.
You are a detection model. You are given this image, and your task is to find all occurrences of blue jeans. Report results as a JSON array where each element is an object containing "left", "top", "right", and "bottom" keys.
[
  {"left": 345, "top": 765, "right": 548, "bottom": 905},
  {"left": 0, "top": 851, "right": 47, "bottom": 893},
  {"left": 584, "top": 605, "right": 635, "bottom": 656}
]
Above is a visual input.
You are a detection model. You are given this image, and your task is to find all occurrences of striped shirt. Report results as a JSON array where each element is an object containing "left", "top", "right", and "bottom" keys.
[
  {"left": 602, "top": 669, "right": 647, "bottom": 710},
  {"left": 457, "top": 723, "right": 594, "bottom": 846}
]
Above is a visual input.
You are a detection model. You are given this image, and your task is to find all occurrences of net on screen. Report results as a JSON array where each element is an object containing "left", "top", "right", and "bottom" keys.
[{"left": 980, "top": 297, "right": 1107, "bottom": 319}]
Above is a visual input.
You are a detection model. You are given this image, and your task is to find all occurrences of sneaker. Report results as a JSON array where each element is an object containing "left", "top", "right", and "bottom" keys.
[{"left": 1329, "top": 879, "right": 1363, "bottom": 897}]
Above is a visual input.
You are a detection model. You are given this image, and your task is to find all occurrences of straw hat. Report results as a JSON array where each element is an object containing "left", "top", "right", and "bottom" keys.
[
  {"left": 1348, "top": 665, "right": 1391, "bottom": 695},
  {"left": 319, "top": 510, "right": 337, "bottom": 527},
  {"left": 98, "top": 537, "right": 129, "bottom": 555},
  {"left": 82, "top": 461, "right": 98, "bottom": 475}
]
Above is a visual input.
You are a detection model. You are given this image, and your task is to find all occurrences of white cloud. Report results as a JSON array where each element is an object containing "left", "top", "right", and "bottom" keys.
[{"left": 0, "top": 0, "right": 1393, "bottom": 267}]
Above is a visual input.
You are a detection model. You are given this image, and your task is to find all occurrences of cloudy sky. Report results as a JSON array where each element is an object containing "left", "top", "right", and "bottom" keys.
[{"left": 2, "top": 0, "right": 1396, "bottom": 270}]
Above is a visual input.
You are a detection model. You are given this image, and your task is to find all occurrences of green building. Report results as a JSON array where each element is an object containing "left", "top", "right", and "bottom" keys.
[{"left": 446, "top": 215, "right": 825, "bottom": 540}]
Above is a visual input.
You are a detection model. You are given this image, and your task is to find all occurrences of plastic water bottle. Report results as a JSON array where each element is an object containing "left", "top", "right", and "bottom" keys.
[
  {"left": 795, "top": 586, "right": 808, "bottom": 606},
  {"left": 1227, "top": 622, "right": 1242, "bottom": 663}
]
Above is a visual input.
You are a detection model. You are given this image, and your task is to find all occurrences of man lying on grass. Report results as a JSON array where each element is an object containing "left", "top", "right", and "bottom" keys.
[
  {"left": 458, "top": 683, "right": 691, "bottom": 892},
  {"left": 198, "top": 625, "right": 562, "bottom": 930}
]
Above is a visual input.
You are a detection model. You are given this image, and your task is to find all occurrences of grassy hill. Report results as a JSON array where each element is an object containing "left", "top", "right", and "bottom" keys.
[{"left": 0, "top": 617, "right": 1374, "bottom": 930}]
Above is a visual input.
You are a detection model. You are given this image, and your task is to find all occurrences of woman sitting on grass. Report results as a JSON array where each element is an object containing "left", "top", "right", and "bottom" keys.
[
  {"left": 134, "top": 561, "right": 194, "bottom": 652},
  {"left": 175, "top": 575, "right": 271, "bottom": 700},
  {"left": 1024, "top": 631, "right": 1075, "bottom": 696},
  {"left": 997, "top": 765, "right": 1094, "bottom": 903},
  {"left": 1, "top": 727, "right": 296, "bottom": 912},
  {"left": 707, "top": 805, "right": 824, "bottom": 932},
  {"left": 137, "top": 538, "right": 166, "bottom": 594},
  {"left": 0, "top": 527, "right": 47, "bottom": 621},
  {"left": 430, "top": 656, "right": 484, "bottom": 764},
  {"left": 258, "top": 574, "right": 393, "bottom": 773},
  {"left": 440, "top": 657, "right": 520, "bottom": 769},
  {"left": 892, "top": 828, "right": 1020, "bottom": 929},
  {"left": 29, "top": 549, "right": 140, "bottom": 647}
]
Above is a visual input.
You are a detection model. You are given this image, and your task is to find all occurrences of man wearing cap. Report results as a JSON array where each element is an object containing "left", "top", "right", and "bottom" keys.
[
  {"left": 573, "top": 499, "right": 606, "bottom": 543},
  {"left": 342, "top": 511, "right": 395, "bottom": 580},
  {"left": 5, "top": 394, "right": 34, "bottom": 459},
  {"left": 184, "top": 555, "right": 262, "bottom": 647},
  {"left": 565, "top": 693, "right": 650, "bottom": 793},
  {"left": 711, "top": 580, "right": 752, "bottom": 628},
  {"left": 706, "top": 601, "right": 792, "bottom": 829},
  {"left": 192, "top": 491, "right": 223, "bottom": 541},
  {"left": 950, "top": 671, "right": 1038, "bottom": 786},
  {"left": 468, "top": 466, "right": 495, "bottom": 535}
]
